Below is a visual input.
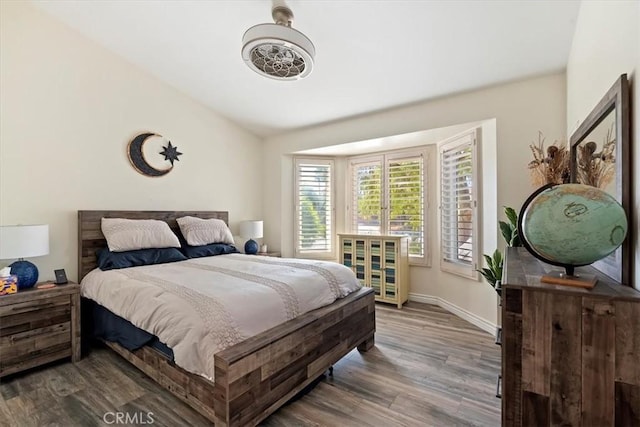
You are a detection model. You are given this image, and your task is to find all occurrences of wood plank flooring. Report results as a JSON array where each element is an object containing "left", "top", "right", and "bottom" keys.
[{"left": 0, "top": 302, "right": 501, "bottom": 426}]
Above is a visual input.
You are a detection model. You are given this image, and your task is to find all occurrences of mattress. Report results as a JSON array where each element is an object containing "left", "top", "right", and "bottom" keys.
[{"left": 80, "top": 253, "right": 361, "bottom": 380}]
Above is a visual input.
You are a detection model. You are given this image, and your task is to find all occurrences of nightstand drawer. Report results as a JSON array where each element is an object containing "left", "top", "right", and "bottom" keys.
[
  {"left": 0, "top": 295, "right": 69, "bottom": 317},
  {"left": 0, "top": 304, "right": 71, "bottom": 337},
  {"left": 1, "top": 322, "right": 71, "bottom": 359}
]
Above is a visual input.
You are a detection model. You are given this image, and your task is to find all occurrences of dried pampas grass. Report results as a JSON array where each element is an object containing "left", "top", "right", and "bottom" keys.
[
  {"left": 576, "top": 127, "right": 616, "bottom": 189},
  {"left": 527, "top": 132, "right": 570, "bottom": 187}
]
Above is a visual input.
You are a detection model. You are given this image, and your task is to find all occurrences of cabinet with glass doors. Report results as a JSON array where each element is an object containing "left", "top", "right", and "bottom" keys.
[{"left": 339, "top": 234, "right": 409, "bottom": 308}]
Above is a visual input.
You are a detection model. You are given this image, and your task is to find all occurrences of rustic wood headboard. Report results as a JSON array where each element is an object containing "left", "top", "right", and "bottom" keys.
[{"left": 77, "top": 210, "right": 229, "bottom": 281}]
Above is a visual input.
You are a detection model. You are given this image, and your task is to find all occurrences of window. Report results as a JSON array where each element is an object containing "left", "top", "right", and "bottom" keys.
[
  {"left": 349, "top": 148, "right": 432, "bottom": 264},
  {"left": 440, "top": 130, "right": 479, "bottom": 278},
  {"left": 351, "top": 159, "right": 382, "bottom": 234},
  {"left": 294, "top": 158, "right": 334, "bottom": 258}
]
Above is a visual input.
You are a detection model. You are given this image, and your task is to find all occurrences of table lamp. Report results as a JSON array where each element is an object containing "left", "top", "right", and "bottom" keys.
[
  {"left": 0, "top": 224, "right": 50, "bottom": 289},
  {"left": 240, "top": 220, "right": 263, "bottom": 255}
]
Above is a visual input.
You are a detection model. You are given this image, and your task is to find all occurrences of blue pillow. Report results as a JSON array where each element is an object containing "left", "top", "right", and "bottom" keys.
[
  {"left": 97, "top": 247, "right": 187, "bottom": 271},
  {"left": 182, "top": 243, "right": 239, "bottom": 259}
]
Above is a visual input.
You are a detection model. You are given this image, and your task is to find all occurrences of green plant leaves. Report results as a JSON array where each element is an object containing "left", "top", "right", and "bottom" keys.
[
  {"left": 483, "top": 254, "right": 494, "bottom": 269},
  {"left": 492, "top": 248, "right": 503, "bottom": 267},
  {"left": 504, "top": 207, "right": 518, "bottom": 227},
  {"left": 500, "top": 206, "right": 522, "bottom": 247},
  {"left": 499, "top": 221, "right": 512, "bottom": 245},
  {"left": 479, "top": 268, "right": 496, "bottom": 283},
  {"left": 477, "top": 249, "right": 503, "bottom": 287}
]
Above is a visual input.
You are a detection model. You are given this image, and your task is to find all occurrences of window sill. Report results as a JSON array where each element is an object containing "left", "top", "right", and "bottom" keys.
[
  {"left": 409, "top": 252, "right": 432, "bottom": 267},
  {"left": 440, "top": 262, "right": 479, "bottom": 281},
  {"left": 409, "top": 259, "right": 432, "bottom": 268}
]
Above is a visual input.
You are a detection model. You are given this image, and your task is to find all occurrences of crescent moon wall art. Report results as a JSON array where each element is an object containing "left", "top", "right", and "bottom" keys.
[{"left": 127, "top": 132, "right": 183, "bottom": 177}]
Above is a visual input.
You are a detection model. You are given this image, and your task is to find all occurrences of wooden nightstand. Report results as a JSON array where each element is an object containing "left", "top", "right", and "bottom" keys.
[
  {"left": 258, "top": 252, "right": 281, "bottom": 257},
  {"left": 0, "top": 282, "right": 81, "bottom": 378}
]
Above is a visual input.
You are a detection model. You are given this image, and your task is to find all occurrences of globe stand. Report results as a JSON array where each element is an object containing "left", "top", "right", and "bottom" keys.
[{"left": 540, "top": 267, "right": 597, "bottom": 289}]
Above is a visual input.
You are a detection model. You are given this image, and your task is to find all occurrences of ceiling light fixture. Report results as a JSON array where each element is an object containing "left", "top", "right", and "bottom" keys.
[{"left": 241, "top": 5, "right": 315, "bottom": 80}]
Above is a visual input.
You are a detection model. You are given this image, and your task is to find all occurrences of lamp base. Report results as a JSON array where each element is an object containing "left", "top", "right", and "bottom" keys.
[
  {"left": 244, "top": 239, "right": 259, "bottom": 255},
  {"left": 10, "top": 260, "right": 39, "bottom": 289}
]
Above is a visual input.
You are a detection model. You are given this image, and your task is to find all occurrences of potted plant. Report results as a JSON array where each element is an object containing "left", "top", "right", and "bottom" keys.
[{"left": 478, "top": 206, "right": 521, "bottom": 296}]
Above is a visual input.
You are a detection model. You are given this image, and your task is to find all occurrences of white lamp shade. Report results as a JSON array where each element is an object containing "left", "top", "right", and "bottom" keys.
[
  {"left": 0, "top": 225, "right": 50, "bottom": 260},
  {"left": 239, "top": 220, "right": 263, "bottom": 239}
]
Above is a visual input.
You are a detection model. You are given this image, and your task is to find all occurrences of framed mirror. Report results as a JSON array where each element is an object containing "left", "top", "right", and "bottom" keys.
[{"left": 570, "top": 74, "right": 631, "bottom": 285}]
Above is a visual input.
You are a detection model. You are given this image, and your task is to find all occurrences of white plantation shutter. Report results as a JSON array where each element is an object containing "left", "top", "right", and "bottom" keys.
[
  {"left": 294, "top": 158, "right": 334, "bottom": 257},
  {"left": 387, "top": 155, "right": 424, "bottom": 257},
  {"left": 351, "top": 160, "right": 382, "bottom": 235},
  {"left": 348, "top": 148, "right": 431, "bottom": 264},
  {"left": 440, "top": 130, "right": 478, "bottom": 277}
]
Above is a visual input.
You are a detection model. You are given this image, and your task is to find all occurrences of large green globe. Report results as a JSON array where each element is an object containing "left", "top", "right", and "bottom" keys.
[{"left": 519, "top": 183, "right": 627, "bottom": 270}]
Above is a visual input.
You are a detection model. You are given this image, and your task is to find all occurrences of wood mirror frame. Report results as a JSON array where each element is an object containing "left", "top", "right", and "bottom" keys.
[{"left": 570, "top": 74, "right": 631, "bottom": 285}]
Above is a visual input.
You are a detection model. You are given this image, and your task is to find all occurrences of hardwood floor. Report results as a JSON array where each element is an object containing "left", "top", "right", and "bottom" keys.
[{"left": 0, "top": 302, "right": 501, "bottom": 426}]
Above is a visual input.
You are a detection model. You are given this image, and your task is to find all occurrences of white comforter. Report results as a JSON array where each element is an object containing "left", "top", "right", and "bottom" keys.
[{"left": 81, "top": 254, "right": 361, "bottom": 380}]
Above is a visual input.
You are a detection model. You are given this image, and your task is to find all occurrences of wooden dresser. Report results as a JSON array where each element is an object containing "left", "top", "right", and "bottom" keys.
[
  {"left": 501, "top": 247, "right": 640, "bottom": 426},
  {"left": 0, "top": 283, "right": 81, "bottom": 378}
]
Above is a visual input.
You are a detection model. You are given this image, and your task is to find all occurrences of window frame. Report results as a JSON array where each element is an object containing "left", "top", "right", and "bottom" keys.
[
  {"left": 347, "top": 146, "right": 433, "bottom": 266},
  {"left": 439, "top": 129, "right": 480, "bottom": 279},
  {"left": 293, "top": 157, "right": 336, "bottom": 260}
]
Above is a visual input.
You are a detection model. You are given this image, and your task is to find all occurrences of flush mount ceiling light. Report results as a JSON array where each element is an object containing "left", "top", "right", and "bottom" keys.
[{"left": 241, "top": 5, "right": 315, "bottom": 80}]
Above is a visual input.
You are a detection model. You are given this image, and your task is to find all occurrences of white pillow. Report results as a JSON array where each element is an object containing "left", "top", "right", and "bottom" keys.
[
  {"left": 177, "top": 216, "right": 234, "bottom": 246},
  {"left": 101, "top": 218, "right": 181, "bottom": 252}
]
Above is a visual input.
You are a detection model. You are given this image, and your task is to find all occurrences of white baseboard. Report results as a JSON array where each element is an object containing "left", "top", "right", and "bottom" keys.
[
  {"left": 405, "top": 293, "right": 438, "bottom": 305},
  {"left": 408, "top": 292, "right": 497, "bottom": 335}
]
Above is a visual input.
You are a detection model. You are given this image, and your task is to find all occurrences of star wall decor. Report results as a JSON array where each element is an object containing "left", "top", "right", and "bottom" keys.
[{"left": 160, "top": 141, "right": 183, "bottom": 166}]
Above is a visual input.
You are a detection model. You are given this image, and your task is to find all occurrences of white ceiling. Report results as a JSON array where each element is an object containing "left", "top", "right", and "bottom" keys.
[{"left": 33, "top": 0, "right": 580, "bottom": 137}]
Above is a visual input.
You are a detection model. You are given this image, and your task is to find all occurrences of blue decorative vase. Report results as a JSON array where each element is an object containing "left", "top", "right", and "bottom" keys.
[
  {"left": 244, "top": 239, "right": 259, "bottom": 255},
  {"left": 10, "top": 260, "right": 39, "bottom": 289}
]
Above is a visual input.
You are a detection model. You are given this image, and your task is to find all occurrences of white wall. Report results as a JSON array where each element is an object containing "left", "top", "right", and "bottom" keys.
[
  {"left": 263, "top": 73, "right": 566, "bottom": 326},
  {"left": 566, "top": 0, "right": 639, "bottom": 288},
  {"left": 0, "top": 2, "right": 262, "bottom": 282}
]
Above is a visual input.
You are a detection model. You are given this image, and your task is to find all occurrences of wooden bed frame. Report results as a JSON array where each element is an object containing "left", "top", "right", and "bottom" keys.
[{"left": 77, "top": 210, "right": 375, "bottom": 426}]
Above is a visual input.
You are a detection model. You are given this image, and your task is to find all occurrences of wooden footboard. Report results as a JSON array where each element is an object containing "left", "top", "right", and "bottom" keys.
[
  {"left": 213, "top": 287, "right": 375, "bottom": 426},
  {"left": 101, "top": 287, "right": 375, "bottom": 426},
  {"left": 103, "top": 341, "right": 219, "bottom": 421}
]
